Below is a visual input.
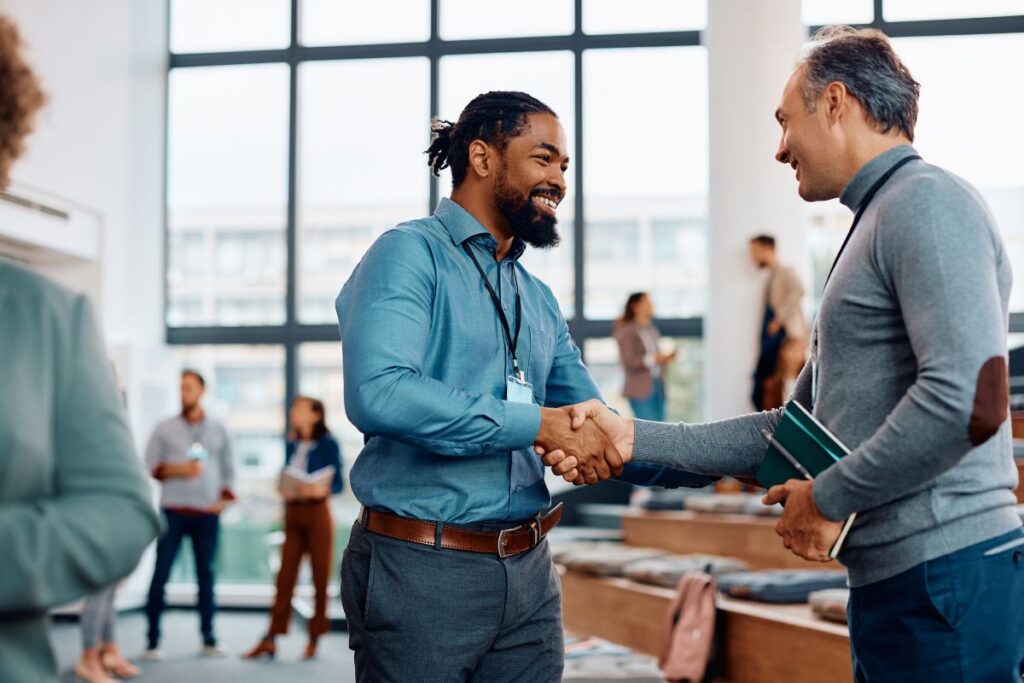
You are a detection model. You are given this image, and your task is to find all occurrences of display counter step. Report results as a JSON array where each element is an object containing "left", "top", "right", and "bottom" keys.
[
  {"left": 560, "top": 570, "right": 852, "bottom": 683},
  {"left": 621, "top": 510, "right": 842, "bottom": 571}
]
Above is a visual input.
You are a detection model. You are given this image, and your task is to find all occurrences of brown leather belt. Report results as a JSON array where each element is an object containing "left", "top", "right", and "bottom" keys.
[{"left": 360, "top": 503, "right": 563, "bottom": 559}]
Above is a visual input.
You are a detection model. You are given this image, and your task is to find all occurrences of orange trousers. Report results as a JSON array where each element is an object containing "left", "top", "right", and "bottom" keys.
[{"left": 268, "top": 499, "right": 333, "bottom": 639}]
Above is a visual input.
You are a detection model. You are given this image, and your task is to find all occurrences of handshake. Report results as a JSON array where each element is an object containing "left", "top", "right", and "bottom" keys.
[{"left": 533, "top": 400, "right": 632, "bottom": 486}]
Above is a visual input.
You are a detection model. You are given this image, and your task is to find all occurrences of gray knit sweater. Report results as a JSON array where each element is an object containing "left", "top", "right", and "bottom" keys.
[{"left": 634, "top": 145, "right": 1019, "bottom": 587}]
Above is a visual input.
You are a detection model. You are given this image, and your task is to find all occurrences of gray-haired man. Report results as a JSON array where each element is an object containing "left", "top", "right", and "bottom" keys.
[{"left": 544, "top": 26, "right": 1023, "bottom": 682}]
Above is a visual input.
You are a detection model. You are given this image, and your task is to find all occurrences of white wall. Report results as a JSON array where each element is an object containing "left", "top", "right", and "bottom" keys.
[{"left": 704, "top": 0, "right": 807, "bottom": 419}]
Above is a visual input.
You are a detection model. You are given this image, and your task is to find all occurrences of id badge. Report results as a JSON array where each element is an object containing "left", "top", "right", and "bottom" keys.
[
  {"left": 187, "top": 442, "right": 209, "bottom": 461},
  {"left": 506, "top": 374, "right": 535, "bottom": 404}
]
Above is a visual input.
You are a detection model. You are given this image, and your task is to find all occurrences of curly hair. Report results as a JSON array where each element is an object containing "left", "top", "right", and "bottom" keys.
[
  {"left": 0, "top": 15, "right": 45, "bottom": 190},
  {"left": 425, "top": 91, "right": 556, "bottom": 188}
]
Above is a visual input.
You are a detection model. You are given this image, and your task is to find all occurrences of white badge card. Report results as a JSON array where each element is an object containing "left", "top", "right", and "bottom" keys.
[
  {"left": 187, "top": 442, "right": 209, "bottom": 461},
  {"left": 506, "top": 375, "right": 535, "bottom": 404}
]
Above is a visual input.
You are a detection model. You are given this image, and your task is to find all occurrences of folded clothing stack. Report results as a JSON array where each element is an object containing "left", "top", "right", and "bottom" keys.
[
  {"left": 624, "top": 554, "right": 750, "bottom": 588},
  {"left": 549, "top": 540, "right": 626, "bottom": 566},
  {"left": 717, "top": 570, "right": 849, "bottom": 604},
  {"left": 809, "top": 588, "right": 850, "bottom": 624},
  {"left": 637, "top": 485, "right": 709, "bottom": 512},
  {"left": 559, "top": 545, "right": 669, "bottom": 577},
  {"left": 684, "top": 493, "right": 753, "bottom": 514},
  {"left": 563, "top": 635, "right": 663, "bottom": 682},
  {"left": 682, "top": 492, "right": 781, "bottom": 517}
]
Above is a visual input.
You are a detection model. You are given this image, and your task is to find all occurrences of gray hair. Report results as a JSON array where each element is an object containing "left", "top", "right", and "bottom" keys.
[{"left": 798, "top": 26, "right": 920, "bottom": 141}]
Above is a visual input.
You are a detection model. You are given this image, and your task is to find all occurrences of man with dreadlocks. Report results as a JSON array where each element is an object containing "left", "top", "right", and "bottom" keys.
[{"left": 335, "top": 91, "right": 713, "bottom": 680}]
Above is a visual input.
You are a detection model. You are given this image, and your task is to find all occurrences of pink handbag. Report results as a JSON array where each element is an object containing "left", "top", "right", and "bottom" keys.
[{"left": 659, "top": 571, "right": 717, "bottom": 683}]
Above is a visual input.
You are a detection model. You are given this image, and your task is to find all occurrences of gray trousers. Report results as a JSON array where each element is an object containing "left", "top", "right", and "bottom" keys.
[
  {"left": 81, "top": 584, "right": 117, "bottom": 649},
  {"left": 341, "top": 519, "right": 564, "bottom": 683}
]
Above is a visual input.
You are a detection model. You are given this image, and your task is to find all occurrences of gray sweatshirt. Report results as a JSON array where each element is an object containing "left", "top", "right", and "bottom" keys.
[
  {"left": 145, "top": 414, "right": 235, "bottom": 511},
  {"left": 635, "top": 145, "right": 1019, "bottom": 587}
]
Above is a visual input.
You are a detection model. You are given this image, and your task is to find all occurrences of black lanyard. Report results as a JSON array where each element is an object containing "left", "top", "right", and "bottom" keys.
[
  {"left": 462, "top": 242, "right": 523, "bottom": 378},
  {"left": 824, "top": 154, "right": 921, "bottom": 289}
]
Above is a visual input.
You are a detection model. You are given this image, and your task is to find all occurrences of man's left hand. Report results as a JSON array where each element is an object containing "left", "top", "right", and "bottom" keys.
[{"left": 762, "top": 479, "right": 843, "bottom": 562}]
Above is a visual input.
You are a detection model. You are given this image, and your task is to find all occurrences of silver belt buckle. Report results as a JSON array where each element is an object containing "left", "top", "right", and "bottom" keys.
[{"left": 497, "top": 527, "right": 512, "bottom": 559}]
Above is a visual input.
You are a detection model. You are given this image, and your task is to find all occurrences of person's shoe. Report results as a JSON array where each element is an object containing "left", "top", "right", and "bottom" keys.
[
  {"left": 201, "top": 644, "right": 227, "bottom": 658},
  {"left": 74, "top": 660, "right": 116, "bottom": 683},
  {"left": 141, "top": 649, "right": 161, "bottom": 662},
  {"left": 301, "top": 638, "right": 318, "bottom": 660},
  {"left": 241, "top": 637, "right": 276, "bottom": 660},
  {"left": 100, "top": 646, "right": 141, "bottom": 678},
  {"left": 101, "top": 653, "right": 141, "bottom": 678}
]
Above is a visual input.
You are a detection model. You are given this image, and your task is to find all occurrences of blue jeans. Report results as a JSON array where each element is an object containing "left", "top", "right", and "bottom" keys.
[
  {"left": 629, "top": 378, "right": 666, "bottom": 422},
  {"left": 848, "top": 527, "right": 1024, "bottom": 682},
  {"left": 341, "top": 518, "right": 563, "bottom": 682},
  {"left": 145, "top": 510, "right": 220, "bottom": 649}
]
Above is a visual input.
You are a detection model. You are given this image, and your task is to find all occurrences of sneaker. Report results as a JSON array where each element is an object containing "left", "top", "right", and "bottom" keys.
[
  {"left": 201, "top": 645, "right": 227, "bottom": 658},
  {"left": 141, "top": 648, "right": 161, "bottom": 662}
]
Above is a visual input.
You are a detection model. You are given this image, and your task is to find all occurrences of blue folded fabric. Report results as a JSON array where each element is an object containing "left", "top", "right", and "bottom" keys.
[{"left": 717, "top": 570, "right": 848, "bottom": 603}]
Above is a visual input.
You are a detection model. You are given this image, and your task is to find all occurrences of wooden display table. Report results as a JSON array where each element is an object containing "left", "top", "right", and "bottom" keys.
[
  {"left": 621, "top": 510, "right": 841, "bottom": 571},
  {"left": 561, "top": 571, "right": 852, "bottom": 683}
]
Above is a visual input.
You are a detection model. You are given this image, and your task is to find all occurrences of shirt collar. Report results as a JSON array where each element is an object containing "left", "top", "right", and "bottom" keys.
[
  {"left": 839, "top": 144, "right": 919, "bottom": 211},
  {"left": 434, "top": 197, "right": 528, "bottom": 262}
]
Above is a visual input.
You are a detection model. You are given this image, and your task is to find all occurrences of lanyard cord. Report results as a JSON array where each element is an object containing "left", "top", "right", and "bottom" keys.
[{"left": 462, "top": 242, "right": 523, "bottom": 377}]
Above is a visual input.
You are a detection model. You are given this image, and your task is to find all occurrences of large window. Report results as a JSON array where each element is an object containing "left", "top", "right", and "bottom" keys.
[
  {"left": 165, "top": 2, "right": 1024, "bottom": 589},
  {"left": 165, "top": 0, "right": 709, "bottom": 590}
]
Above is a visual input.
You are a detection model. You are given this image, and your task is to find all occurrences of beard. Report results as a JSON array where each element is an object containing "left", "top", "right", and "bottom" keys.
[{"left": 493, "top": 166, "right": 561, "bottom": 250}]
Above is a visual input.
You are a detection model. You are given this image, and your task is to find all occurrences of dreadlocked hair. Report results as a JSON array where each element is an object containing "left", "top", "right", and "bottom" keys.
[{"left": 425, "top": 91, "right": 556, "bottom": 188}]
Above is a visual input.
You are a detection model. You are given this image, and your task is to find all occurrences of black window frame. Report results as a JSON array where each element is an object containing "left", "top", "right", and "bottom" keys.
[{"left": 164, "top": 0, "right": 1024, "bottom": 424}]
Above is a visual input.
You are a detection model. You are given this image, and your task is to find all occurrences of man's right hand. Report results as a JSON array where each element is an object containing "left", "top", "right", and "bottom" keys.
[
  {"left": 536, "top": 400, "right": 635, "bottom": 485},
  {"left": 162, "top": 459, "right": 204, "bottom": 479},
  {"left": 534, "top": 406, "right": 624, "bottom": 485}
]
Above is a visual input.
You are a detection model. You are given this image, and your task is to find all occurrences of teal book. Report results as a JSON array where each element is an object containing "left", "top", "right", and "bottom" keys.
[{"left": 756, "top": 399, "right": 857, "bottom": 559}]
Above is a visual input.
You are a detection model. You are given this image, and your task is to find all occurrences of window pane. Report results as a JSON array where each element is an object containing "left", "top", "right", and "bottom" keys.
[
  {"left": 300, "top": 0, "right": 430, "bottom": 46},
  {"left": 297, "top": 58, "right": 430, "bottom": 323},
  {"left": 584, "top": 337, "right": 705, "bottom": 422},
  {"left": 439, "top": 52, "right": 576, "bottom": 317},
  {"left": 805, "top": 200, "right": 850, "bottom": 309},
  {"left": 441, "top": 0, "right": 573, "bottom": 39},
  {"left": 170, "top": 345, "right": 285, "bottom": 584},
  {"left": 583, "top": 47, "right": 708, "bottom": 319},
  {"left": 170, "top": 0, "right": 291, "bottom": 53},
  {"left": 297, "top": 343, "right": 361, "bottom": 502},
  {"left": 884, "top": 0, "right": 1024, "bottom": 21},
  {"left": 801, "top": 0, "right": 874, "bottom": 26},
  {"left": 583, "top": 0, "right": 706, "bottom": 33},
  {"left": 167, "top": 65, "right": 289, "bottom": 327},
  {"left": 892, "top": 34, "right": 1024, "bottom": 311}
]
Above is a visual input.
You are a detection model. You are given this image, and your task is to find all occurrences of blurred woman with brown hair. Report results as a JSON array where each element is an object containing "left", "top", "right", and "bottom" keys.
[{"left": 614, "top": 292, "right": 676, "bottom": 421}]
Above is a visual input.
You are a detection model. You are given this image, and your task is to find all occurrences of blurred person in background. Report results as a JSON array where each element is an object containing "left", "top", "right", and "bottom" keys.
[
  {"left": 243, "top": 395, "right": 344, "bottom": 662},
  {"left": 614, "top": 292, "right": 676, "bottom": 421},
  {"left": 0, "top": 15, "right": 161, "bottom": 683},
  {"left": 143, "top": 370, "right": 235, "bottom": 660},
  {"left": 749, "top": 234, "right": 808, "bottom": 410},
  {"left": 73, "top": 365, "right": 145, "bottom": 683}
]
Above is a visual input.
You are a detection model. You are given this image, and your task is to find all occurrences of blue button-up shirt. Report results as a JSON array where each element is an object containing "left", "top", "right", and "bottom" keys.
[{"left": 336, "top": 198, "right": 711, "bottom": 524}]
